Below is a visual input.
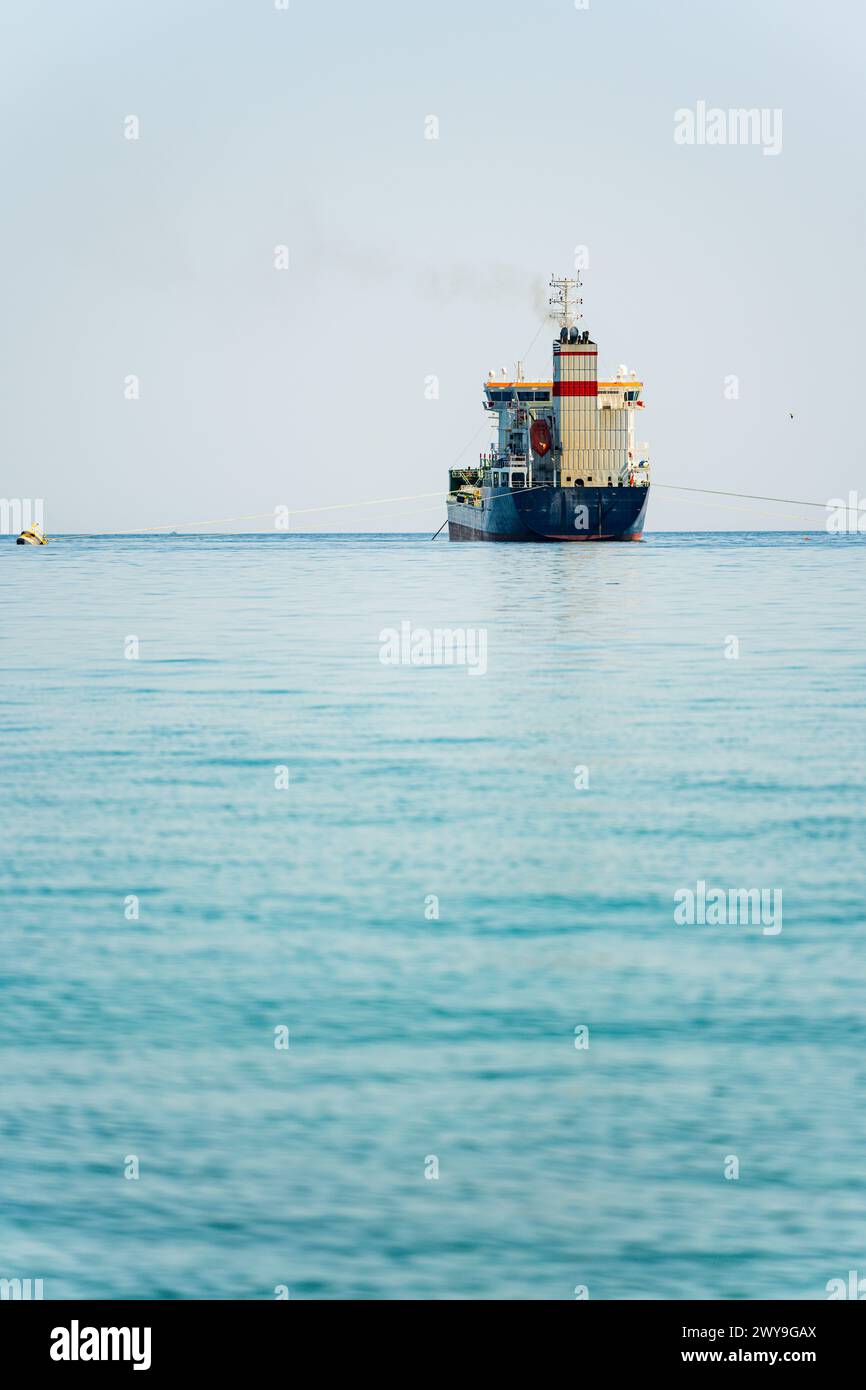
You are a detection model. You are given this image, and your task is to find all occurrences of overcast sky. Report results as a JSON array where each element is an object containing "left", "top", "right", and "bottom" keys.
[{"left": 1, "top": 0, "right": 862, "bottom": 532}]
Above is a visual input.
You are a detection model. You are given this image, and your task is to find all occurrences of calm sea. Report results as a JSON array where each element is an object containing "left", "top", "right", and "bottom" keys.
[{"left": 2, "top": 532, "right": 865, "bottom": 1300}]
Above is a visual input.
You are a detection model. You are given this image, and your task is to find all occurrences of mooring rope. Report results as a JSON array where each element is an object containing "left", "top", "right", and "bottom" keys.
[{"left": 124, "top": 480, "right": 840, "bottom": 535}]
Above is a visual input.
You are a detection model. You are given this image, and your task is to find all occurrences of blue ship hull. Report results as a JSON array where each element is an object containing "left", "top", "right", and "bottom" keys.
[{"left": 447, "top": 485, "right": 649, "bottom": 541}]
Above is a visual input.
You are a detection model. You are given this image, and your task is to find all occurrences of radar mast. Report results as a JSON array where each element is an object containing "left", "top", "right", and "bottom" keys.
[{"left": 548, "top": 273, "right": 583, "bottom": 332}]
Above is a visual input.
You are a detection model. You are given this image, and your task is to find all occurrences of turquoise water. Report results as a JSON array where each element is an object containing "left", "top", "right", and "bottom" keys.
[{"left": 2, "top": 532, "right": 865, "bottom": 1300}]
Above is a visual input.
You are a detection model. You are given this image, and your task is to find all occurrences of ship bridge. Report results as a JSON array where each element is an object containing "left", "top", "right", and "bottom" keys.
[
  {"left": 484, "top": 377, "right": 643, "bottom": 407},
  {"left": 483, "top": 381, "right": 553, "bottom": 406}
]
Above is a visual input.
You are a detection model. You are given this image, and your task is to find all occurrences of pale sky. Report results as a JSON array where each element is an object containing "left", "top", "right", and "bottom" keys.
[{"left": 1, "top": 0, "right": 862, "bottom": 532}]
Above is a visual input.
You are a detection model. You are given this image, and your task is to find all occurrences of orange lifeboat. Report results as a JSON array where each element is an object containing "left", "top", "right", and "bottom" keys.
[{"left": 530, "top": 419, "right": 552, "bottom": 457}]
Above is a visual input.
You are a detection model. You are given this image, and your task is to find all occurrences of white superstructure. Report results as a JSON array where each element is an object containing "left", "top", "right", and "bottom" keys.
[{"left": 481, "top": 289, "right": 648, "bottom": 489}]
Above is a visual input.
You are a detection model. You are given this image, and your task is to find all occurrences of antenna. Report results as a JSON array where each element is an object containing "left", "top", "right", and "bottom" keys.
[{"left": 548, "top": 272, "right": 584, "bottom": 331}]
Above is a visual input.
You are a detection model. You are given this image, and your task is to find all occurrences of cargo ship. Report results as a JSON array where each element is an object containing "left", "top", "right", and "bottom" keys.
[{"left": 447, "top": 274, "right": 650, "bottom": 541}]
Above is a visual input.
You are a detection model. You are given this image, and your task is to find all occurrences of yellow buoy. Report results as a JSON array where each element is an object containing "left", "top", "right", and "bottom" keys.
[{"left": 16, "top": 523, "right": 48, "bottom": 545}]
